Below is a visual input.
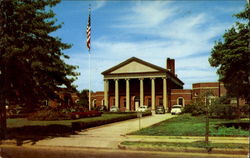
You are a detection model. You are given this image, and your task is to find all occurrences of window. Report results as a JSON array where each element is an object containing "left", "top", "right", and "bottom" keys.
[{"left": 177, "top": 97, "right": 184, "bottom": 106}]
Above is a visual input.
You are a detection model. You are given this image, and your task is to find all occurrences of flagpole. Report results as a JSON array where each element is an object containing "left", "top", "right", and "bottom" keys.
[
  {"left": 87, "top": 5, "right": 91, "bottom": 111},
  {"left": 88, "top": 48, "right": 91, "bottom": 111}
]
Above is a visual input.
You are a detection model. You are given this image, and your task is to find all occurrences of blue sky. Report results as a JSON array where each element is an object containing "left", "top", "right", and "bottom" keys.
[{"left": 50, "top": 0, "right": 245, "bottom": 92}]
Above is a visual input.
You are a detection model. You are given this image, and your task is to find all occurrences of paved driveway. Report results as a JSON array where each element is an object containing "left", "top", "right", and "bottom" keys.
[{"left": 32, "top": 114, "right": 175, "bottom": 148}]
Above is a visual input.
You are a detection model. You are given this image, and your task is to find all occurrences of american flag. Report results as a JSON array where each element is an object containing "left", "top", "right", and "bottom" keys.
[{"left": 86, "top": 12, "right": 91, "bottom": 51}]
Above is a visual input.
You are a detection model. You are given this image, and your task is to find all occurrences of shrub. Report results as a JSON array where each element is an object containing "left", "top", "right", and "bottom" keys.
[
  {"left": 210, "top": 104, "right": 238, "bottom": 119},
  {"left": 184, "top": 103, "right": 206, "bottom": 116},
  {"left": 183, "top": 104, "right": 195, "bottom": 113},
  {"left": 72, "top": 111, "right": 152, "bottom": 130},
  {"left": 70, "top": 111, "right": 102, "bottom": 119},
  {"left": 240, "top": 104, "right": 250, "bottom": 117},
  {"left": 28, "top": 110, "right": 71, "bottom": 121}
]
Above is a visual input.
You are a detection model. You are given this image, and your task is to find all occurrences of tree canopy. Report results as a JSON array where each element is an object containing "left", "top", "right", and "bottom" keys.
[
  {"left": 0, "top": 0, "right": 79, "bottom": 109},
  {"left": 209, "top": 5, "right": 250, "bottom": 103}
]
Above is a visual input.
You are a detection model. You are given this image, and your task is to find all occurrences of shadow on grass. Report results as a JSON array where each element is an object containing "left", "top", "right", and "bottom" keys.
[{"left": 6, "top": 124, "right": 76, "bottom": 146}]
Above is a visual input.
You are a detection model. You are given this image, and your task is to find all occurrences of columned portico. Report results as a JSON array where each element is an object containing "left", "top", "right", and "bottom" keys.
[
  {"left": 151, "top": 78, "right": 155, "bottom": 110},
  {"left": 102, "top": 57, "right": 184, "bottom": 112},
  {"left": 126, "top": 79, "right": 130, "bottom": 111},
  {"left": 115, "top": 79, "right": 119, "bottom": 108},
  {"left": 139, "top": 78, "right": 144, "bottom": 106}
]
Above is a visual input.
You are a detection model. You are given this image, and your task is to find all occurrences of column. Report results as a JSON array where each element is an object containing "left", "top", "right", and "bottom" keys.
[
  {"left": 163, "top": 77, "right": 167, "bottom": 110},
  {"left": 115, "top": 79, "right": 119, "bottom": 108},
  {"left": 126, "top": 79, "right": 130, "bottom": 111},
  {"left": 104, "top": 79, "right": 109, "bottom": 109},
  {"left": 140, "top": 78, "right": 144, "bottom": 106},
  {"left": 151, "top": 78, "right": 155, "bottom": 110}
]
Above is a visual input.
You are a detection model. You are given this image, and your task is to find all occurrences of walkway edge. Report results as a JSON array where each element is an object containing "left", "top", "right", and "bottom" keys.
[{"left": 117, "top": 143, "right": 249, "bottom": 155}]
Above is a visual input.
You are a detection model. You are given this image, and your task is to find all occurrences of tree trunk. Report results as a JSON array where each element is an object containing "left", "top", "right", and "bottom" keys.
[{"left": 0, "top": 98, "right": 7, "bottom": 140}]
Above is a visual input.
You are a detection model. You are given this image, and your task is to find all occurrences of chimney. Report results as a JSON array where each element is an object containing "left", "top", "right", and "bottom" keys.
[{"left": 167, "top": 58, "right": 175, "bottom": 74}]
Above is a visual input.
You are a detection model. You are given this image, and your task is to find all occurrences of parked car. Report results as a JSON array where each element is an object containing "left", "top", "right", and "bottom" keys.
[
  {"left": 155, "top": 105, "right": 165, "bottom": 114},
  {"left": 110, "top": 106, "right": 119, "bottom": 112},
  {"left": 137, "top": 105, "right": 148, "bottom": 112},
  {"left": 171, "top": 105, "right": 183, "bottom": 115}
]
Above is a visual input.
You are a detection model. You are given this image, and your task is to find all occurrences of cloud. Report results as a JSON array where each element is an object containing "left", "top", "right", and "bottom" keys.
[
  {"left": 92, "top": 1, "right": 106, "bottom": 11},
  {"left": 63, "top": 1, "right": 239, "bottom": 91},
  {"left": 114, "top": 1, "right": 176, "bottom": 28}
]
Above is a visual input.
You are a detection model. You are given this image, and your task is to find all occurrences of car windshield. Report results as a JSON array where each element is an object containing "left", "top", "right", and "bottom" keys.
[{"left": 172, "top": 106, "right": 181, "bottom": 109}]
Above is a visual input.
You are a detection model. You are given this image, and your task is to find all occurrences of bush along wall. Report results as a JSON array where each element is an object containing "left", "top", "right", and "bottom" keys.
[{"left": 72, "top": 111, "right": 152, "bottom": 130}]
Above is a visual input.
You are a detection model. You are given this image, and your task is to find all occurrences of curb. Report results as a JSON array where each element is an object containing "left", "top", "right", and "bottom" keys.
[{"left": 117, "top": 143, "right": 249, "bottom": 155}]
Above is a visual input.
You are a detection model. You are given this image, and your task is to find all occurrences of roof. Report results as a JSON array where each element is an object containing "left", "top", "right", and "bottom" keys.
[{"left": 102, "top": 57, "right": 184, "bottom": 85}]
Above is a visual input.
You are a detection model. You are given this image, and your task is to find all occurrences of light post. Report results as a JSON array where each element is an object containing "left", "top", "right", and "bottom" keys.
[{"left": 137, "top": 111, "right": 142, "bottom": 130}]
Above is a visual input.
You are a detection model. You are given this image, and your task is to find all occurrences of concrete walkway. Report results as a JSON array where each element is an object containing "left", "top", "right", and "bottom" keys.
[{"left": 30, "top": 114, "right": 176, "bottom": 148}]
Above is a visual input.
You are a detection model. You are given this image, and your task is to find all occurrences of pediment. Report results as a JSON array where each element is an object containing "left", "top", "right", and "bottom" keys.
[
  {"left": 110, "top": 61, "right": 159, "bottom": 74},
  {"left": 102, "top": 57, "right": 166, "bottom": 75}
]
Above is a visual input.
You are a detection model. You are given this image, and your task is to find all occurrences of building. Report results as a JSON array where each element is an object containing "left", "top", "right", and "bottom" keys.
[
  {"left": 48, "top": 90, "right": 79, "bottom": 108},
  {"left": 101, "top": 57, "right": 184, "bottom": 111},
  {"left": 91, "top": 57, "right": 244, "bottom": 111}
]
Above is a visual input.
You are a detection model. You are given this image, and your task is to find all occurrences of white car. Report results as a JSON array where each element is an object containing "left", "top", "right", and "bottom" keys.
[
  {"left": 137, "top": 106, "right": 148, "bottom": 112},
  {"left": 110, "top": 106, "right": 119, "bottom": 112},
  {"left": 171, "top": 105, "right": 183, "bottom": 115}
]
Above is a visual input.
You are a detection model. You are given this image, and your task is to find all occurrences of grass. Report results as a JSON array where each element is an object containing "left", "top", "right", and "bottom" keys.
[
  {"left": 7, "top": 113, "right": 136, "bottom": 128},
  {"left": 121, "top": 141, "right": 249, "bottom": 149},
  {"left": 131, "top": 114, "right": 249, "bottom": 136}
]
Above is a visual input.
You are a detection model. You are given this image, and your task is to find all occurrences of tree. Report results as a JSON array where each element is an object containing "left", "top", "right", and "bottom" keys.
[
  {"left": 0, "top": 0, "right": 78, "bottom": 139},
  {"left": 209, "top": 5, "right": 250, "bottom": 106},
  {"left": 77, "top": 89, "right": 91, "bottom": 109}
]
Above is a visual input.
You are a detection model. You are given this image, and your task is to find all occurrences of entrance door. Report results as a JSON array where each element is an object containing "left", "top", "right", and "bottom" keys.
[{"left": 134, "top": 96, "right": 140, "bottom": 111}]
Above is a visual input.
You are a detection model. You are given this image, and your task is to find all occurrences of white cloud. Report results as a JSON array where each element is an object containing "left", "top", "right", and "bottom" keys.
[
  {"left": 92, "top": 1, "right": 106, "bottom": 11},
  {"left": 114, "top": 1, "right": 176, "bottom": 28}
]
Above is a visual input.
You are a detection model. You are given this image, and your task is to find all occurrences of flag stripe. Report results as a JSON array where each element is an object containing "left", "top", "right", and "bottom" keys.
[{"left": 86, "top": 13, "right": 91, "bottom": 50}]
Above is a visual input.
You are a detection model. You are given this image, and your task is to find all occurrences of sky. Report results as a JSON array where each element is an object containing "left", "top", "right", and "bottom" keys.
[{"left": 50, "top": 0, "right": 246, "bottom": 92}]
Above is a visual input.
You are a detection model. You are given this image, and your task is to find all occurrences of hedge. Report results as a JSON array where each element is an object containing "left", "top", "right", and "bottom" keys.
[{"left": 72, "top": 111, "right": 152, "bottom": 130}]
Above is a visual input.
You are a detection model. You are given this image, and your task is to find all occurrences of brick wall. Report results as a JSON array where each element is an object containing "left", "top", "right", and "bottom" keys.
[{"left": 170, "top": 89, "right": 192, "bottom": 107}]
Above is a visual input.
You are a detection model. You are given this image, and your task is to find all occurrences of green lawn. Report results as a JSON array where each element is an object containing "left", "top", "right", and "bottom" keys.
[
  {"left": 121, "top": 141, "right": 249, "bottom": 149},
  {"left": 7, "top": 113, "right": 135, "bottom": 128},
  {"left": 131, "top": 114, "right": 249, "bottom": 136}
]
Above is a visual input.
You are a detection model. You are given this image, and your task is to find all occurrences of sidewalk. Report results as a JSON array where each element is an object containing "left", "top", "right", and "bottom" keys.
[{"left": 2, "top": 114, "right": 175, "bottom": 149}]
